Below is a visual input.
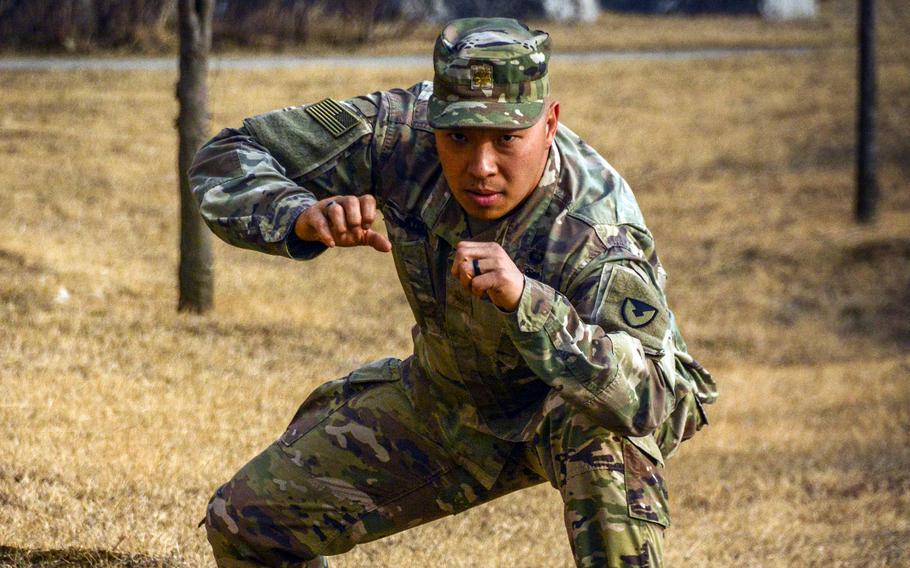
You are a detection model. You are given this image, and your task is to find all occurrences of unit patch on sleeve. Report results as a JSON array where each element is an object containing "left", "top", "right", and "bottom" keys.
[
  {"left": 600, "top": 264, "right": 669, "bottom": 353},
  {"left": 621, "top": 298, "right": 658, "bottom": 328},
  {"left": 304, "top": 98, "right": 362, "bottom": 137}
]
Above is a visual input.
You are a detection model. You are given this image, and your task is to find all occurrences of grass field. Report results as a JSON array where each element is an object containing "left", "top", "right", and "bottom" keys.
[{"left": 1, "top": 3, "right": 909, "bottom": 567}]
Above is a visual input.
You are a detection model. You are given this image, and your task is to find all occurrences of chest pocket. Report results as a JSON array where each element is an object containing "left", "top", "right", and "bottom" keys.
[{"left": 385, "top": 208, "right": 440, "bottom": 329}]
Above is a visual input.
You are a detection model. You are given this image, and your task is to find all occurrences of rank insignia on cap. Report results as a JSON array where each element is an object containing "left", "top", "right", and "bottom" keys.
[
  {"left": 470, "top": 64, "right": 494, "bottom": 91},
  {"left": 304, "top": 98, "right": 361, "bottom": 137},
  {"left": 622, "top": 298, "right": 658, "bottom": 328}
]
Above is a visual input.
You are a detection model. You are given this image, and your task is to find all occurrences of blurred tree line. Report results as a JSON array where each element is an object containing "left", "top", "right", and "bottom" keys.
[
  {"left": 0, "top": 0, "right": 816, "bottom": 51},
  {"left": 1, "top": 0, "right": 177, "bottom": 50},
  {"left": 0, "top": 0, "right": 434, "bottom": 51}
]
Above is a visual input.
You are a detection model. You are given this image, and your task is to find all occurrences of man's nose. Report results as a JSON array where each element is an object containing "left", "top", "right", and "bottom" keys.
[{"left": 467, "top": 142, "right": 497, "bottom": 179}]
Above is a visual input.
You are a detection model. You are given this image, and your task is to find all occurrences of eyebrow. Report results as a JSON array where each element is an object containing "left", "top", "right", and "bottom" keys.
[{"left": 444, "top": 128, "right": 526, "bottom": 136}]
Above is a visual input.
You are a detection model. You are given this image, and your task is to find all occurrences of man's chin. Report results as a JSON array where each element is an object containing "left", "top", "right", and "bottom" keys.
[
  {"left": 461, "top": 203, "right": 508, "bottom": 221},
  {"left": 470, "top": 211, "right": 504, "bottom": 221},
  {"left": 454, "top": 194, "right": 510, "bottom": 221}
]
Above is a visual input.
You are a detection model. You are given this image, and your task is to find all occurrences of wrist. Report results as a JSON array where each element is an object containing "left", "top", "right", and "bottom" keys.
[
  {"left": 499, "top": 279, "right": 524, "bottom": 312},
  {"left": 293, "top": 211, "right": 306, "bottom": 239},
  {"left": 286, "top": 209, "right": 328, "bottom": 260},
  {"left": 492, "top": 274, "right": 525, "bottom": 314},
  {"left": 294, "top": 209, "right": 321, "bottom": 241}
]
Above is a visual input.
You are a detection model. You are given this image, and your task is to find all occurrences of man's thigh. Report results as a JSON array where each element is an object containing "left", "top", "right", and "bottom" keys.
[
  {"left": 205, "top": 358, "right": 540, "bottom": 565},
  {"left": 532, "top": 398, "right": 670, "bottom": 568}
]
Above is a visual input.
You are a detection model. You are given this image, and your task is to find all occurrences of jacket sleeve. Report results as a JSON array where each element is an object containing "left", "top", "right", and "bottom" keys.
[
  {"left": 188, "top": 95, "right": 380, "bottom": 259},
  {"left": 502, "top": 244, "right": 682, "bottom": 439}
]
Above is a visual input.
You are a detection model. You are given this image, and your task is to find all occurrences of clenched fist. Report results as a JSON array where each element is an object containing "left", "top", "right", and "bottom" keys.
[
  {"left": 451, "top": 241, "right": 525, "bottom": 312},
  {"left": 294, "top": 195, "right": 392, "bottom": 252}
]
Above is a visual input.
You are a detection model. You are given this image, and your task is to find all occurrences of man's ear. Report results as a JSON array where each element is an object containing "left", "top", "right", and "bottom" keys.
[{"left": 545, "top": 100, "right": 560, "bottom": 144}]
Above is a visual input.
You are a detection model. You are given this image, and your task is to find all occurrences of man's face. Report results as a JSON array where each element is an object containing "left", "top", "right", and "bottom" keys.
[{"left": 434, "top": 102, "right": 560, "bottom": 220}]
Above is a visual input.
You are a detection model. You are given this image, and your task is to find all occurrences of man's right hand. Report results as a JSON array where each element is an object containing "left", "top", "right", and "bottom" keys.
[{"left": 294, "top": 195, "right": 392, "bottom": 252}]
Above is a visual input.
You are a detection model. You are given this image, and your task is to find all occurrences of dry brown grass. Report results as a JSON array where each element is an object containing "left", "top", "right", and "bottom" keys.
[{"left": 1, "top": 5, "right": 909, "bottom": 567}]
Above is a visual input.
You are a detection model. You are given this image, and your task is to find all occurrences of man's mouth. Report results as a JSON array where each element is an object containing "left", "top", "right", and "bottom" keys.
[{"left": 464, "top": 189, "right": 502, "bottom": 207}]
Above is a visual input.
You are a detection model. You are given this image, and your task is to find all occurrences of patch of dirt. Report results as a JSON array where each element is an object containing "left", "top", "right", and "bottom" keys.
[
  {"left": 0, "top": 546, "right": 183, "bottom": 568},
  {"left": 832, "top": 236, "right": 910, "bottom": 348},
  {"left": 0, "top": 248, "right": 53, "bottom": 316}
]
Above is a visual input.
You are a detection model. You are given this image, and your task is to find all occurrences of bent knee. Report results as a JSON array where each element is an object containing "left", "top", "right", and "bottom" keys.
[
  {"left": 204, "top": 482, "right": 303, "bottom": 565},
  {"left": 204, "top": 483, "right": 254, "bottom": 563},
  {"left": 205, "top": 484, "right": 241, "bottom": 538},
  {"left": 203, "top": 476, "right": 346, "bottom": 564}
]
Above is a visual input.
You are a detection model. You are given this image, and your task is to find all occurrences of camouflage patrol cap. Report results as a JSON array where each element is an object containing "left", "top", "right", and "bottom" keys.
[{"left": 428, "top": 17, "right": 551, "bottom": 130}]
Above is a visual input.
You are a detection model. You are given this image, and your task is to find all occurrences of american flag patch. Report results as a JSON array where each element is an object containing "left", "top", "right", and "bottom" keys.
[{"left": 304, "top": 98, "right": 361, "bottom": 137}]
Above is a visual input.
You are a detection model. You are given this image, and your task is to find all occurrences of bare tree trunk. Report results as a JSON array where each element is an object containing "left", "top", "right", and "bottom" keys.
[
  {"left": 856, "top": 0, "right": 878, "bottom": 223},
  {"left": 290, "top": 0, "right": 311, "bottom": 44},
  {"left": 176, "top": 0, "right": 214, "bottom": 312}
]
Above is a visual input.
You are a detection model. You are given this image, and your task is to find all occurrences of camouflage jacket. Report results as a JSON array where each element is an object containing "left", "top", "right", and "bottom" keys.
[{"left": 190, "top": 81, "right": 717, "bottom": 488}]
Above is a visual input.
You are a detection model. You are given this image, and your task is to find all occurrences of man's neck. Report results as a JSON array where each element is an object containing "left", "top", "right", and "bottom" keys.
[{"left": 465, "top": 214, "right": 504, "bottom": 240}]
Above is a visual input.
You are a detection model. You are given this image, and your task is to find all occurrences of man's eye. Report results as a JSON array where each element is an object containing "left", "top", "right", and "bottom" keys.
[
  {"left": 449, "top": 133, "right": 467, "bottom": 143},
  {"left": 500, "top": 134, "right": 516, "bottom": 143}
]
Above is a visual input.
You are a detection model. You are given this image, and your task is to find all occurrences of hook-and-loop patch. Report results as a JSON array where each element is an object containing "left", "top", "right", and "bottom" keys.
[{"left": 304, "top": 98, "right": 362, "bottom": 137}]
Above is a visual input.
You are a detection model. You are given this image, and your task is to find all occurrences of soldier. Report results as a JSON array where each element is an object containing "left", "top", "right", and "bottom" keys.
[{"left": 190, "top": 17, "right": 716, "bottom": 568}]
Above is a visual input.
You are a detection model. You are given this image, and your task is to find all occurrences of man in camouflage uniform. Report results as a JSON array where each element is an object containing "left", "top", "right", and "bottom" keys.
[{"left": 191, "top": 17, "right": 716, "bottom": 568}]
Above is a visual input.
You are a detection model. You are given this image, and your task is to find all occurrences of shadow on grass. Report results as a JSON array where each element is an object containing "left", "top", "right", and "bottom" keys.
[
  {"left": 0, "top": 546, "right": 183, "bottom": 568},
  {"left": 833, "top": 236, "right": 910, "bottom": 349}
]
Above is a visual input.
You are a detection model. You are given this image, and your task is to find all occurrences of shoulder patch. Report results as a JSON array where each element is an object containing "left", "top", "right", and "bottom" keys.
[
  {"left": 600, "top": 264, "right": 668, "bottom": 353},
  {"left": 304, "top": 98, "right": 362, "bottom": 137},
  {"left": 622, "top": 298, "right": 658, "bottom": 328}
]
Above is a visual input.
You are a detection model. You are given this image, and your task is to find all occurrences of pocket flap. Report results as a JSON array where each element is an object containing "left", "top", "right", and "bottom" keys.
[
  {"left": 626, "top": 433, "right": 664, "bottom": 467},
  {"left": 623, "top": 438, "right": 671, "bottom": 528}
]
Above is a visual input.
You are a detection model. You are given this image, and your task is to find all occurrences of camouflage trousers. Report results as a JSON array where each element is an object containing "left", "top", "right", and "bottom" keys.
[{"left": 204, "top": 358, "right": 669, "bottom": 567}]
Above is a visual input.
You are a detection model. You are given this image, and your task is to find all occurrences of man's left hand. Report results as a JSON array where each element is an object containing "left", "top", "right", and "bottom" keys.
[{"left": 451, "top": 241, "right": 524, "bottom": 312}]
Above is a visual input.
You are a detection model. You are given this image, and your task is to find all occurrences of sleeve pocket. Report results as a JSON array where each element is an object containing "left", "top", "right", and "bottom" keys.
[{"left": 243, "top": 101, "right": 372, "bottom": 180}]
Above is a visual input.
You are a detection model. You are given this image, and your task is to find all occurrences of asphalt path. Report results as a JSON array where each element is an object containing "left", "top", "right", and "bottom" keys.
[{"left": 0, "top": 46, "right": 812, "bottom": 72}]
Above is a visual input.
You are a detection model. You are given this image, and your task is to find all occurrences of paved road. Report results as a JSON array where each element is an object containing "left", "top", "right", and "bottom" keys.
[{"left": 0, "top": 46, "right": 811, "bottom": 72}]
